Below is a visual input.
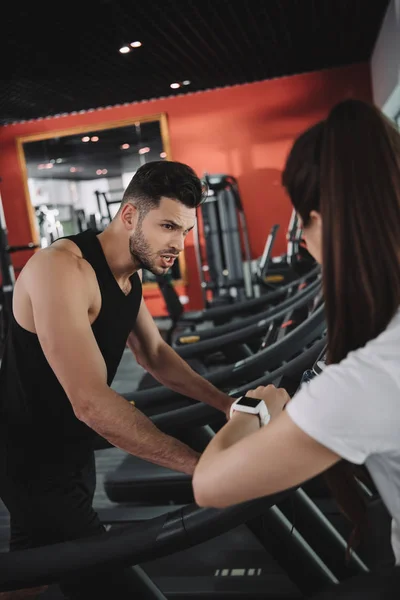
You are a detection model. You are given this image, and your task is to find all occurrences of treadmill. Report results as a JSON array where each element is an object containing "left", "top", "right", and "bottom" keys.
[
  {"left": 170, "top": 264, "right": 321, "bottom": 340},
  {"left": 124, "top": 304, "right": 327, "bottom": 419},
  {"left": 0, "top": 340, "right": 391, "bottom": 599},
  {"left": 173, "top": 277, "right": 321, "bottom": 350},
  {"left": 0, "top": 343, "right": 371, "bottom": 599},
  {"left": 136, "top": 278, "right": 322, "bottom": 391},
  {"left": 99, "top": 338, "right": 378, "bottom": 599}
]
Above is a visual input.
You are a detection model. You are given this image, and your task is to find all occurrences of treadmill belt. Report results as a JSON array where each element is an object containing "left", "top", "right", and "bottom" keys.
[{"left": 141, "top": 524, "right": 303, "bottom": 599}]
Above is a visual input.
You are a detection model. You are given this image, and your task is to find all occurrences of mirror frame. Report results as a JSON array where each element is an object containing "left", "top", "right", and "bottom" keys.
[{"left": 15, "top": 112, "right": 187, "bottom": 288}]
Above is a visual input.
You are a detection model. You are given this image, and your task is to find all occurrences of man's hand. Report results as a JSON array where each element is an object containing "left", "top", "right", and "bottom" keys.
[
  {"left": 246, "top": 385, "right": 290, "bottom": 421},
  {"left": 224, "top": 397, "right": 236, "bottom": 420}
]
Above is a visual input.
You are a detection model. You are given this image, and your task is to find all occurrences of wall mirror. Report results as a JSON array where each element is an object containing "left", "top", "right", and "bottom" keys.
[{"left": 17, "top": 114, "right": 185, "bottom": 286}]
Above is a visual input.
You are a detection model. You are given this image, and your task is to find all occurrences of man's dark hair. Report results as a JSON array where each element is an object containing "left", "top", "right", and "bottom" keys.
[{"left": 121, "top": 161, "right": 207, "bottom": 216}]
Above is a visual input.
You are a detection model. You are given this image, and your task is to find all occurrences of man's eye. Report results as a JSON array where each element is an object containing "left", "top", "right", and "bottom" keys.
[{"left": 162, "top": 224, "right": 173, "bottom": 230}]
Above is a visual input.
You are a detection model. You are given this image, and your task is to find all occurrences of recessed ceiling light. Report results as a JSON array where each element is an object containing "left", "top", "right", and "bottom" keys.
[
  {"left": 91, "top": 136, "right": 99, "bottom": 142},
  {"left": 121, "top": 143, "right": 130, "bottom": 150},
  {"left": 182, "top": 80, "right": 191, "bottom": 86},
  {"left": 96, "top": 169, "right": 103, "bottom": 175},
  {"left": 130, "top": 41, "right": 142, "bottom": 48},
  {"left": 138, "top": 147, "right": 150, "bottom": 155},
  {"left": 160, "top": 152, "right": 167, "bottom": 159},
  {"left": 82, "top": 136, "right": 90, "bottom": 142},
  {"left": 102, "top": 169, "right": 108, "bottom": 175},
  {"left": 119, "top": 46, "right": 130, "bottom": 54},
  {"left": 170, "top": 83, "right": 180, "bottom": 89}
]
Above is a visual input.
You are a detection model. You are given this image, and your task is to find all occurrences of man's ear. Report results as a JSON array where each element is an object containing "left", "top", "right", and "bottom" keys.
[{"left": 120, "top": 202, "right": 139, "bottom": 231}]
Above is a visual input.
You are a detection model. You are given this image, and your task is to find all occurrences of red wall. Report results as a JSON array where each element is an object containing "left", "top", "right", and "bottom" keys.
[{"left": 0, "top": 63, "right": 372, "bottom": 313}]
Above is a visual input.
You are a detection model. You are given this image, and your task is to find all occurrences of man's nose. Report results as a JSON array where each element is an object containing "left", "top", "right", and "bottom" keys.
[{"left": 170, "top": 232, "right": 185, "bottom": 253}]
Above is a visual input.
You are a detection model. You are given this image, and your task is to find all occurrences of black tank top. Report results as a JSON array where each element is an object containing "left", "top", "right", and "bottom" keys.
[{"left": 0, "top": 229, "right": 142, "bottom": 463}]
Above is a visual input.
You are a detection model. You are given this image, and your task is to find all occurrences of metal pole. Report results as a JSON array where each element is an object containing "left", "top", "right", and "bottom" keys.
[{"left": 0, "top": 192, "right": 16, "bottom": 342}]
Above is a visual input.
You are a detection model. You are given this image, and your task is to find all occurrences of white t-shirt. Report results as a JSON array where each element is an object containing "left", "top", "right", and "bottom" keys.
[{"left": 287, "top": 309, "right": 400, "bottom": 565}]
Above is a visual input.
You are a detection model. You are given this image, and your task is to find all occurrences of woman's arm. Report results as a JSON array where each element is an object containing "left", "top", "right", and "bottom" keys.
[{"left": 192, "top": 386, "right": 340, "bottom": 508}]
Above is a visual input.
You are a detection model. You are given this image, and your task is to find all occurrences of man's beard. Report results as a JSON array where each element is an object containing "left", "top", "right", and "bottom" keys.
[{"left": 129, "top": 226, "right": 176, "bottom": 276}]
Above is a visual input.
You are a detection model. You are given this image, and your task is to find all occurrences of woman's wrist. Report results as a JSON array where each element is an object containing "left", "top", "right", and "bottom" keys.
[{"left": 231, "top": 410, "right": 261, "bottom": 427}]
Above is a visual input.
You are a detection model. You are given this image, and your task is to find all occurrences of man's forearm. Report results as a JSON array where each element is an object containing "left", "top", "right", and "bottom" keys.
[
  {"left": 147, "top": 343, "right": 232, "bottom": 414},
  {"left": 80, "top": 388, "right": 199, "bottom": 475}
]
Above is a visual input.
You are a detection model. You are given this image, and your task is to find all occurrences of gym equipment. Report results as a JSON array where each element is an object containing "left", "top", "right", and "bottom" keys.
[
  {"left": 0, "top": 332, "right": 394, "bottom": 598},
  {"left": 255, "top": 222, "right": 280, "bottom": 285},
  {"left": 125, "top": 304, "right": 327, "bottom": 418},
  {"left": 0, "top": 194, "right": 15, "bottom": 356},
  {"left": 0, "top": 192, "right": 38, "bottom": 358},
  {"left": 107, "top": 318, "right": 327, "bottom": 512},
  {"left": 103, "top": 337, "right": 382, "bottom": 598},
  {"left": 257, "top": 210, "right": 315, "bottom": 284},
  {"left": 0, "top": 339, "right": 378, "bottom": 599},
  {"left": 173, "top": 276, "right": 321, "bottom": 350},
  {"left": 0, "top": 519, "right": 397, "bottom": 600},
  {"left": 137, "top": 277, "right": 322, "bottom": 391},
  {"left": 107, "top": 337, "right": 328, "bottom": 505},
  {"left": 75, "top": 208, "right": 88, "bottom": 233},
  {"left": 94, "top": 188, "right": 124, "bottom": 228},
  {"left": 101, "top": 335, "right": 394, "bottom": 599},
  {"left": 193, "top": 181, "right": 315, "bottom": 310},
  {"left": 155, "top": 220, "right": 279, "bottom": 343},
  {"left": 0, "top": 487, "right": 305, "bottom": 597},
  {"left": 35, "top": 205, "right": 65, "bottom": 247},
  {"left": 156, "top": 263, "right": 321, "bottom": 345},
  {"left": 194, "top": 174, "right": 254, "bottom": 306}
]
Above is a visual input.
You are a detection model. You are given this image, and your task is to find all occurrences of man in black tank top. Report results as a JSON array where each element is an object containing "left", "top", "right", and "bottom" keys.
[{"left": 0, "top": 161, "right": 233, "bottom": 599}]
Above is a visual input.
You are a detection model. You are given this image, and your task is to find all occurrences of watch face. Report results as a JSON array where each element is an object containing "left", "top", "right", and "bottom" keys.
[{"left": 237, "top": 396, "right": 262, "bottom": 408}]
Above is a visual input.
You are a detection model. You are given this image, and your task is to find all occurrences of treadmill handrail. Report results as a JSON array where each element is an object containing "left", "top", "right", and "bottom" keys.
[
  {"left": 182, "top": 265, "right": 320, "bottom": 324},
  {"left": 176, "top": 282, "right": 321, "bottom": 358},
  {"left": 0, "top": 490, "right": 292, "bottom": 592},
  {"left": 175, "top": 278, "right": 321, "bottom": 350},
  {"left": 258, "top": 223, "right": 280, "bottom": 279},
  {"left": 147, "top": 336, "right": 327, "bottom": 431},
  {"left": 124, "top": 305, "right": 326, "bottom": 405}
]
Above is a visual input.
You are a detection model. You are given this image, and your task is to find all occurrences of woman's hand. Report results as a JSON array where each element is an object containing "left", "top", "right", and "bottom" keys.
[{"left": 246, "top": 385, "right": 290, "bottom": 420}]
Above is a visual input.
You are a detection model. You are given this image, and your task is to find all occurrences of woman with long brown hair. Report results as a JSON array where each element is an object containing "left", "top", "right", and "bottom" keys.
[{"left": 192, "top": 98, "right": 400, "bottom": 598}]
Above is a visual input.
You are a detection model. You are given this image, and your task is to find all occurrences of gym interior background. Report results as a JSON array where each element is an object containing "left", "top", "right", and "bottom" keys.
[
  {"left": 1, "top": 0, "right": 398, "bottom": 317},
  {"left": 1, "top": 1, "right": 400, "bottom": 598}
]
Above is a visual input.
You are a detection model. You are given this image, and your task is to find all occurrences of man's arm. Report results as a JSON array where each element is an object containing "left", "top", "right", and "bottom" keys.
[
  {"left": 127, "top": 298, "right": 232, "bottom": 416},
  {"left": 26, "top": 252, "right": 199, "bottom": 475}
]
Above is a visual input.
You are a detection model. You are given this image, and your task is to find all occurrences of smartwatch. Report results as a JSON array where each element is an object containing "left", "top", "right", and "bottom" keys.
[{"left": 230, "top": 396, "right": 271, "bottom": 426}]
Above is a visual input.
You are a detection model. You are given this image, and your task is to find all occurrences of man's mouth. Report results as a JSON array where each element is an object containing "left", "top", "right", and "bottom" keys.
[{"left": 160, "top": 255, "right": 177, "bottom": 267}]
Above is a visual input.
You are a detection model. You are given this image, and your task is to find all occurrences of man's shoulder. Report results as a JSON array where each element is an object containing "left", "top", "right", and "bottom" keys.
[{"left": 20, "top": 242, "right": 94, "bottom": 291}]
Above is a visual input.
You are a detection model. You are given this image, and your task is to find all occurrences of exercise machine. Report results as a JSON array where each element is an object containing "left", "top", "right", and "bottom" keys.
[
  {"left": 173, "top": 276, "right": 321, "bottom": 349},
  {"left": 0, "top": 333, "right": 395, "bottom": 598},
  {"left": 101, "top": 336, "right": 393, "bottom": 599},
  {"left": 126, "top": 304, "right": 327, "bottom": 419},
  {"left": 0, "top": 191, "right": 38, "bottom": 358},
  {"left": 194, "top": 174, "right": 254, "bottom": 307},
  {"left": 137, "top": 277, "right": 322, "bottom": 391},
  {"left": 256, "top": 210, "right": 315, "bottom": 286},
  {"left": 156, "top": 263, "right": 321, "bottom": 345}
]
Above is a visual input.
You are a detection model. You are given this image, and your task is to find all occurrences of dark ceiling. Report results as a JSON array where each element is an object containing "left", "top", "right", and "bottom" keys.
[{"left": 2, "top": 0, "right": 390, "bottom": 127}]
